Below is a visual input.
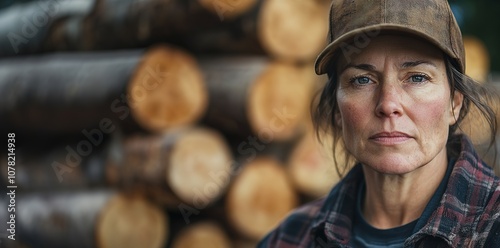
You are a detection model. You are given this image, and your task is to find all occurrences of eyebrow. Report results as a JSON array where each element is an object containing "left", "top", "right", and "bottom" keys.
[
  {"left": 339, "top": 63, "right": 376, "bottom": 74},
  {"left": 339, "top": 60, "right": 438, "bottom": 74},
  {"left": 401, "top": 60, "right": 438, "bottom": 69}
]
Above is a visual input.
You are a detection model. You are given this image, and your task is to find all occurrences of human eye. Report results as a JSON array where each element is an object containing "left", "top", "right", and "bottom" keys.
[
  {"left": 349, "top": 76, "right": 372, "bottom": 86},
  {"left": 407, "top": 73, "right": 430, "bottom": 84}
]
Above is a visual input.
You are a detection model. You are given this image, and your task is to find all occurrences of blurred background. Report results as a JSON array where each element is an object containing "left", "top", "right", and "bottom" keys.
[{"left": 0, "top": 0, "right": 498, "bottom": 247}]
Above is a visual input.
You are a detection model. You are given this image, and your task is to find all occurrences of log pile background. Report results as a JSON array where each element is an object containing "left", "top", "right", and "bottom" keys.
[{"left": 0, "top": 0, "right": 498, "bottom": 247}]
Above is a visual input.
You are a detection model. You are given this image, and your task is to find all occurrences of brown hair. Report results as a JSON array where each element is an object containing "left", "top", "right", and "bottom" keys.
[{"left": 312, "top": 56, "right": 498, "bottom": 178}]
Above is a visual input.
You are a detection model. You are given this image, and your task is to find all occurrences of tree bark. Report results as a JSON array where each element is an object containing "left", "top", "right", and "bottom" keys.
[
  {"left": 107, "top": 127, "right": 233, "bottom": 208},
  {"left": 0, "top": 45, "right": 207, "bottom": 137},
  {"left": 0, "top": 0, "right": 94, "bottom": 56},
  {"left": 0, "top": 191, "right": 167, "bottom": 248},
  {"left": 200, "top": 57, "right": 318, "bottom": 141},
  {"left": 0, "top": 137, "right": 113, "bottom": 191},
  {"left": 225, "top": 157, "right": 298, "bottom": 240},
  {"left": 44, "top": 0, "right": 329, "bottom": 61}
]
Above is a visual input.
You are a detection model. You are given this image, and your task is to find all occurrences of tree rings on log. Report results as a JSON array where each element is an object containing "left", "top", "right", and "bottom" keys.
[
  {"left": 128, "top": 45, "right": 208, "bottom": 132},
  {"left": 171, "top": 222, "right": 231, "bottom": 248},
  {"left": 258, "top": 0, "right": 330, "bottom": 61},
  {"left": 226, "top": 157, "right": 298, "bottom": 240}
]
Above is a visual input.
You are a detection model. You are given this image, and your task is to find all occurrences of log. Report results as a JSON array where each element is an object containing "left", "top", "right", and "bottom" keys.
[
  {"left": 464, "top": 36, "right": 490, "bottom": 83},
  {"left": 226, "top": 157, "right": 298, "bottom": 240},
  {"left": 44, "top": 0, "right": 260, "bottom": 52},
  {"left": 107, "top": 126, "right": 233, "bottom": 208},
  {"left": 44, "top": 0, "right": 329, "bottom": 61},
  {"left": 200, "top": 57, "right": 317, "bottom": 141},
  {"left": 0, "top": 45, "right": 207, "bottom": 136},
  {"left": 198, "top": 0, "right": 258, "bottom": 20},
  {"left": 258, "top": 0, "right": 330, "bottom": 61},
  {"left": 0, "top": 191, "right": 167, "bottom": 248},
  {"left": 171, "top": 221, "right": 231, "bottom": 248},
  {"left": 460, "top": 83, "right": 500, "bottom": 145},
  {"left": 0, "top": 0, "right": 94, "bottom": 56},
  {"left": 287, "top": 130, "right": 350, "bottom": 198},
  {"left": 248, "top": 60, "right": 318, "bottom": 140},
  {"left": 0, "top": 137, "right": 113, "bottom": 191}
]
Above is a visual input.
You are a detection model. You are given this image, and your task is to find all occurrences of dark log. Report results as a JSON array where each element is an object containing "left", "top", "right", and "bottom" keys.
[
  {"left": 0, "top": 137, "right": 114, "bottom": 191},
  {"left": 107, "top": 126, "right": 233, "bottom": 208},
  {"left": 0, "top": 0, "right": 94, "bottom": 56},
  {"left": 0, "top": 191, "right": 167, "bottom": 248},
  {"left": 44, "top": 0, "right": 329, "bottom": 61},
  {"left": 200, "top": 57, "right": 318, "bottom": 141},
  {"left": 0, "top": 45, "right": 207, "bottom": 137},
  {"left": 44, "top": 0, "right": 261, "bottom": 52}
]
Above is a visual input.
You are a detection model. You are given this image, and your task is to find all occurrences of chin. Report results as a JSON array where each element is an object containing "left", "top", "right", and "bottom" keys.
[{"left": 361, "top": 156, "right": 422, "bottom": 175}]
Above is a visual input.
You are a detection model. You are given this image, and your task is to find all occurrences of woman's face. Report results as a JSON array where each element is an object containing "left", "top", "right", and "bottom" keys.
[{"left": 335, "top": 35, "right": 463, "bottom": 174}]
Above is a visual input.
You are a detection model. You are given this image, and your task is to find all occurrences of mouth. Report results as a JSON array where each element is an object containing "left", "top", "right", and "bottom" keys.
[{"left": 369, "top": 132, "right": 413, "bottom": 145}]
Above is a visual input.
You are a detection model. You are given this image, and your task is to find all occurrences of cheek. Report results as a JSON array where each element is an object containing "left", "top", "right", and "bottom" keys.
[
  {"left": 338, "top": 101, "right": 368, "bottom": 132},
  {"left": 412, "top": 96, "right": 452, "bottom": 133}
]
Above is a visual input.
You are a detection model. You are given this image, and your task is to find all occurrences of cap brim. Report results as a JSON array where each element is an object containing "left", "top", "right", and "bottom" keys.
[{"left": 314, "top": 24, "right": 462, "bottom": 75}]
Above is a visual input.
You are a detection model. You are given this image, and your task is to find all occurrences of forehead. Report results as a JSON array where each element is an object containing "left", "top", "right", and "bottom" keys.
[{"left": 336, "top": 34, "right": 445, "bottom": 70}]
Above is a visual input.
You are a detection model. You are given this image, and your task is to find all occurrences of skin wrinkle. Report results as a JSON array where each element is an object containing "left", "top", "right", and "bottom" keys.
[{"left": 335, "top": 35, "right": 464, "bottom": 229}]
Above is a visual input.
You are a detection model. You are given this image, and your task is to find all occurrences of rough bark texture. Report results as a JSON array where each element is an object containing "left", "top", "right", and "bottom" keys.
[
  {"left": 107, "top": 127, "right": 233, "bottom": 208},
  {"left": 0, "top": 0, "right": 94, "bottom": 56},
  {"left": 0, "top": 45, "right": 206, "bottom": 136},
  {"left": 0, "top": 139, "right": 111, "bottom": 191},
  {"left": 200, "top": 57, "right": 317, "bottom": 141},
  {"left": 0, "top": 191, "right": 167, "bottom": 248}
]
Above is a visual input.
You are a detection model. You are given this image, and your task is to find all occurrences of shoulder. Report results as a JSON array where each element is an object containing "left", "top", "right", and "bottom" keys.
[
  {"left": 477, "top": 175, "right": 500, "bottom": 245},
  {"left": 484, "top": 178, "right": 500, "bottom": 238},
  {"left": 257, "top": 197, "right": 326, "bottom": 248}
]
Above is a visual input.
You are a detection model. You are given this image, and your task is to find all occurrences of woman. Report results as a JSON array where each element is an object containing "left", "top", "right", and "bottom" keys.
[{"left": 258, "top": 0, "right": 499, "bottom": 247}]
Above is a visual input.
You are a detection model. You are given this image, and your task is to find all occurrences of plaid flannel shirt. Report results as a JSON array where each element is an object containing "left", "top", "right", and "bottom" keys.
[{"left": 258, "top": 135, "right": 500, "bottom": 247}]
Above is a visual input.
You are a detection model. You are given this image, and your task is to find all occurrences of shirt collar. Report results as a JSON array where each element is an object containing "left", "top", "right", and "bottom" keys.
[
  {"left": 310, "top": 134, "right": 498, "bottom": 246},
  {"left": 406, "top": 134, "right": 498, "bottom": 246}
]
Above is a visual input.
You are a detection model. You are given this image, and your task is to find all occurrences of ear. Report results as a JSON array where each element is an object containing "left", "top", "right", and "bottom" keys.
[
  {"left": 449, "top": 91, "right": 464, "bottom": 125},
  {"left": 334, "top": 108, "right": 343, "bottom": 128}
]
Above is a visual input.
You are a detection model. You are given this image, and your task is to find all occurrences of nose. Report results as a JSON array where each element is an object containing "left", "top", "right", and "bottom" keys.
[{"left": 375, "top": 82, "right": 404, "bottom": 118}]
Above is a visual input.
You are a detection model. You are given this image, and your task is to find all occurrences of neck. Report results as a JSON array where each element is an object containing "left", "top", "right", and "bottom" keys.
[{"left": 361, "top": 153, "right": 448, "bottom": 229}]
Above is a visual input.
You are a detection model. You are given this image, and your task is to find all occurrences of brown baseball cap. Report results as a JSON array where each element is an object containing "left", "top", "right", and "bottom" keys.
[{"left": 315, "top": 0, "right": 465, "bottom": 75}]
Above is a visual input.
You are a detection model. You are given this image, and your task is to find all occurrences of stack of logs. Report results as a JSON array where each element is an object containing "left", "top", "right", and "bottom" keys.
[{"left": 0, "top": 0, "right": 499, "bottom": 248}]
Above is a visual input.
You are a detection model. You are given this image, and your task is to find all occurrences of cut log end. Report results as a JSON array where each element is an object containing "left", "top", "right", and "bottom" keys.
[
  {"left": 171, "top": 222, "right": 231, "bottom": 248},
  {"left": 96, "top": 194, "right": 168, "bottom": 248},
  {"left": 226, "top": 157, "right": 298, "bottom": 240},
  {"left": 288, "top": 131, "right": 343, "bottom": 198},
  {"left": 128, "top": 46, "right": 208, "bottom": 132},
  {"left": 464, "top": 36, "right": 490, "bottom": 84},
  {"left": 258, "top": 0, "right": 330, "bottom": 61},
  {"left": 248, "top": 62, "right": 315, "bottom": 141},
  {"left": 168, "top": 127, "right": 233, "bottom": 206},
  {"left": 198, "top": 0, "right": 258, "bottom": 19}
]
